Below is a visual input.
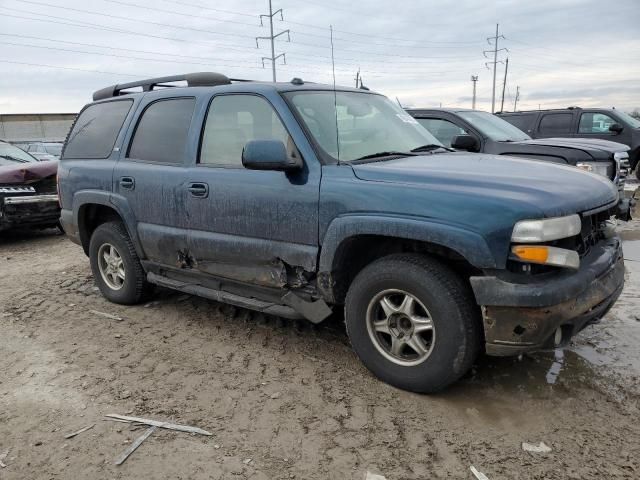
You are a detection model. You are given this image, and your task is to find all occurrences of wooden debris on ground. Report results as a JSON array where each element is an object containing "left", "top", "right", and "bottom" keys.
[
  {"left": 89, "top": 310, "right": 123, "bottom": 321},
  {"left": 0, "top": 449, "right": 9, "bottom": 468},
  {"left": 470, "top": 465, "right": 490, "bottom": 480},
  {"left": 64, "top": 424, "right": 95, "bottom": 439},
  {"left": 522, "top": 441, "right": 552, "bottom": 453},
  {"left": 114, "top": 426, "right": 157, "bottom": 465},
  {"left": 104, "top": 414, "right": 212, "bottom": 436}
]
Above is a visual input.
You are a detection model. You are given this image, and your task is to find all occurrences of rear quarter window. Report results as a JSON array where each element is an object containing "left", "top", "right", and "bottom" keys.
[{"left": 62, "top": 100, "right": 133, "bottom": 159}]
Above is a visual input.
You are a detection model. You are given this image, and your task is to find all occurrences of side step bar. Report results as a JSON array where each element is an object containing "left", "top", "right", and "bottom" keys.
[{"left": 147, "top": 272, "right": 331, "bottom": 323}]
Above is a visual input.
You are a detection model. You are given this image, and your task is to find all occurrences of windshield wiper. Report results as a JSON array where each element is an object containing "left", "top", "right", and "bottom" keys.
[
  {"left": 0, "top": 154, "right": 29, "bottom": 163},
  {"left": 354, "top": 151, "right": 417, "bottom": 161},
  {"left": 410, "top": 144, "right": 451, "bottom": 153}
]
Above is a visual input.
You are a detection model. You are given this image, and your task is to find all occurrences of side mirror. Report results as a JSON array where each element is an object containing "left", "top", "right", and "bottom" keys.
[
  {"left": 242, "top": 140, "right": 301, "bottom": 171},
  {"left": 451, "top": 134, "right": 479, "bottom": 152},
  {"left": 609, "top": 123, "right": 624, "bottom": 134}
]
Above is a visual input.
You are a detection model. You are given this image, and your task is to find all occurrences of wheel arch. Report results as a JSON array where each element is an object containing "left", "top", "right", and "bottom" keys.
[
  {"left": 318, "top": 215, "right": 495, "bottom": 304},
  {"left": 73, "top": 191, "right": 143, "bottom": 257}
]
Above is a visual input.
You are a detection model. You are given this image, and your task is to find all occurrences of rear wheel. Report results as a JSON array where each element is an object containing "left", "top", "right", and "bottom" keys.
[
  {"left": 345, "top": 253, "right": 481, "bottom": 393},
  {"left": 89, "top": 221, "right": 152, "bottom": 304}
]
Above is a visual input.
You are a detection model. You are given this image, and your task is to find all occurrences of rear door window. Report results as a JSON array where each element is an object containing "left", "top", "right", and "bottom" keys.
[
  {"left": 502, "top": 114, "right": 535, "bottom": 133},
  {"left": 538, "top": 113, "right": 573, "bottom": 135},
  {"left": 128, "top": 97, "right": 195, "bottom": 164},
  {"left": 62, "top": 100, "right": 133, "bottom": 159}
]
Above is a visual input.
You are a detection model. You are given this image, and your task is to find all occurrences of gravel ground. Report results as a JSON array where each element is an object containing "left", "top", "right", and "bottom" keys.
[{"left": 1, "top": 215, "right": 639, "bottom": 479}]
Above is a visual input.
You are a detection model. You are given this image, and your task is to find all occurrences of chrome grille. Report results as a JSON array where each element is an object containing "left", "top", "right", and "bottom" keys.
[
  {"left": 0, "top": 186, "right": 36, "bottom": 194},
  {"left": 614, "top": 151, "right": 629, "bottom": 192}
]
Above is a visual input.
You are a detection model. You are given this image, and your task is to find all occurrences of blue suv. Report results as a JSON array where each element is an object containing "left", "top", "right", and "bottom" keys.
[{"left": 58, "top": 73, "right": 625, "bottom": 392}]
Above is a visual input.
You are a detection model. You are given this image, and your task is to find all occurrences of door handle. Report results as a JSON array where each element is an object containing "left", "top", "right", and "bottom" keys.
[
  {"left": 187, "top": 182, "right": 209, "bottom": 198},
  {"left": 120, "top": 176, "right": 135, "bottom": 190}
]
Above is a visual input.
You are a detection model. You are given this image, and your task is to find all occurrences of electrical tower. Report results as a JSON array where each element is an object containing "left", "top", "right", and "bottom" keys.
[
  {"left": 484, "top": 24, "right": 507, "bottom": 113},
  {"left": 471, "top": 75, "right": 478, "bottom": 109},
  {"left": 256, "top": 0, "right": 290, "bottom": 82},
  {"left": 513, "top": 85, "right": 520, "bottom": 111},
  {"left": 500, "top": 57, "right": 509, "bottom": 112}
]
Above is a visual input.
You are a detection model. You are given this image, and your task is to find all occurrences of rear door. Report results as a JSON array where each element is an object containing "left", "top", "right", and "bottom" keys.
[
  {"left": 114, "top": 96, "right": 196, "bottom": 268},
  {"left": 185, "top": 92, "right": 320, "bottom": 288},
  {"left": 535, "top": 112, "right": 575, "bottom": 139}
]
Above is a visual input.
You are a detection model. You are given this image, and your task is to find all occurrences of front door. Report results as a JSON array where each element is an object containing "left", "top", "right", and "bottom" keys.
[
  {"left": 577, "top": 111, "right": 633, "bottom": 147},
  {"left": 185, "top": 93, "right": 320, "bottom": 289},
  {"left": 114, "top": 96, "right": 195, "bottom": 268}
]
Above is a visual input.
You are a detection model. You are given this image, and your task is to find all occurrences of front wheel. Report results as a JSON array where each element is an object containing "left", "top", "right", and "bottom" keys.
[{"left": 345, "top": 253, "right": 481, "bottom": 393}]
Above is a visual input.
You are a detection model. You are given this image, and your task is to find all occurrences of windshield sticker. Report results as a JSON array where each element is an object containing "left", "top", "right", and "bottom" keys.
[{"left": 396, "top": 114, "right": 419, "bottom": 125}]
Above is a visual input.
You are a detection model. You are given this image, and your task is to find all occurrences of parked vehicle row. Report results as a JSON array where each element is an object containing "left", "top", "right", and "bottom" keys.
[
  {"left": 0, "top": 140, "right": 60, "bottom": 231},
  {"left": 56, "top": 72, "right": 626, "bottom": 392},
  {"left": 497, "top": 107, "right": 640, "bottom": 180},
  {"left": 24, "top": 141, "right": 64, "bottom": 161},
  {"left": 406, "top": 108, "right": 633, "bottom": 220}
]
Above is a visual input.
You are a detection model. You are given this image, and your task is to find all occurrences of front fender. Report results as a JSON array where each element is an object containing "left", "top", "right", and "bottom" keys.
[{"left": 318, "top": 214, "right": 497, "bottom": 273}]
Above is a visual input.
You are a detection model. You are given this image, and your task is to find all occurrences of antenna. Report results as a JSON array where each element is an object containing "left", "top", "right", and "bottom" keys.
[{"left": 330, "top": 25, "right": 340, "bottom": 161}]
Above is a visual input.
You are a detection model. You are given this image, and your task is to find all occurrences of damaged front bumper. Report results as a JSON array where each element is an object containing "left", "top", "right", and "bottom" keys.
[
  {"left": 470, "top": 237, "right": 624, "bottom": 356},
  {"left": 0, "top": 194, "right": 61, "bottom": 231}
]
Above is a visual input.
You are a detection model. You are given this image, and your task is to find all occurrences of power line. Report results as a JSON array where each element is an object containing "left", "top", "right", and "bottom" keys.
[
  {"left": 2, "top": 5, "right": 482, "bottom": 63},
  {"left": 0, "top": 8, "right": 482, "bottom": 67},
  {"left": 12, "top": 0, "right": 260, "bottom": 41},
  {"left": 0, "top": 58, "right": 141, "bottom": 76},
  {"left": 156, "top": 0, "right": 484, "bottom": 46}
]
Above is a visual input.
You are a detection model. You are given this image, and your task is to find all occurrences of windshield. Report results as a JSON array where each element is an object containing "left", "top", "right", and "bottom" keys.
[
  {"left": 284, "top": 91, "right": 443, "bottom": 162},
  {"left": 457, "top": 110, "right": 531, "bottom": 142},
  {"left": 0, "top": 142, "right": 37, "bottom": 166},
  {"left": 616, "top": 110, "right": 640, "bottom": 129},
  {"left": 44, "top": 144, "right": 63, "bottom": 156}
]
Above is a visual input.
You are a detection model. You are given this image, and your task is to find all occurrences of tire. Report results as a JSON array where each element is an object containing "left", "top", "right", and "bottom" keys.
[
  {"left": 89, "top": 221, "right": 152, "bottom": 304},
  {"left": 345, "top": 253, "right": 481, "bottom": 393}
]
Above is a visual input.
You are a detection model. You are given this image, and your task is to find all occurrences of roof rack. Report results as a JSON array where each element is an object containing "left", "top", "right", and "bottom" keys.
[{"left": 92, "top": 72, "right": 251, "bottom": 101}]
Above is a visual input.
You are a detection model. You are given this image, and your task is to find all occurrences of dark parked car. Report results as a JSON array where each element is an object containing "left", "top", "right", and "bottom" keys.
[
  {"left": 407, "top": 108, "right": 632, "bottom": 220},
  {"left": 58, "top": 72, "right": 624, "bottom": 393},
  {"left": 0, "top": 140, "right": 60, "bottom": 231},
  {"left": 497, "top": 107, "right": 640, "bottom": 179},
  {"left": 25, "top": 142, "right": 64, "bottom": 161}
]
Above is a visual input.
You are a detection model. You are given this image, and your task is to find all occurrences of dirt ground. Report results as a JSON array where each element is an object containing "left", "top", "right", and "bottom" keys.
[{"left": 1, "top": 205, "right": 640, "bottom": 479}]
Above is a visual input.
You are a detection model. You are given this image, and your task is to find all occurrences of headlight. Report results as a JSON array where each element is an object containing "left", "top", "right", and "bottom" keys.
[
  {"left": 512, "top": 245, "right": 580, "bottom": 270},
  {"left": 576, "top": 161, "right": 613, "bottom": 178},
  {"left": 511, "top": 214, "right": 581, "bottom": 242}
]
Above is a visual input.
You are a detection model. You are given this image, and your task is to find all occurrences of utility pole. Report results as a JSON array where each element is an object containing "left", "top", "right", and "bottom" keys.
[
  {"left": 484, "top": 23, "right": 507, "bottom": 113},
  {"left": 471, "top": 75, "right": 478, "bottom": 109},
  {"left": 256, "top": 0, "right": 290, "bottom": 82},
  {"left": 500, "top": 57, "right": 509, "bottom": 112},
  {"left": 513, "top": 85, "right": 520, "bottom": 111}
]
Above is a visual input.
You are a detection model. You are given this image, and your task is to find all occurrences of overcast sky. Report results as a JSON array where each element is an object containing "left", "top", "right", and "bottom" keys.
[{"left": 0, "top": 0, "right": 638, "bottom": 113}]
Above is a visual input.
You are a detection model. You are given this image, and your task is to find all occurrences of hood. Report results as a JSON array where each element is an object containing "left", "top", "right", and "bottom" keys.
[
  {"left": 518, "top": 137, "right": 629, "bottom": 154},
  {"left": 0, "top": 160, "right": 58, "bottom": 185},
  {"left": 351, "top": 153, "right": 617, "bottom": 217}
]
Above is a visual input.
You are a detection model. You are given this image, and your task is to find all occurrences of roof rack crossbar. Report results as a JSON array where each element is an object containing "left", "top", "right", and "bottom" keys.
[{"left": 92, "top": 72, "right": 234, "bottom": 101}]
